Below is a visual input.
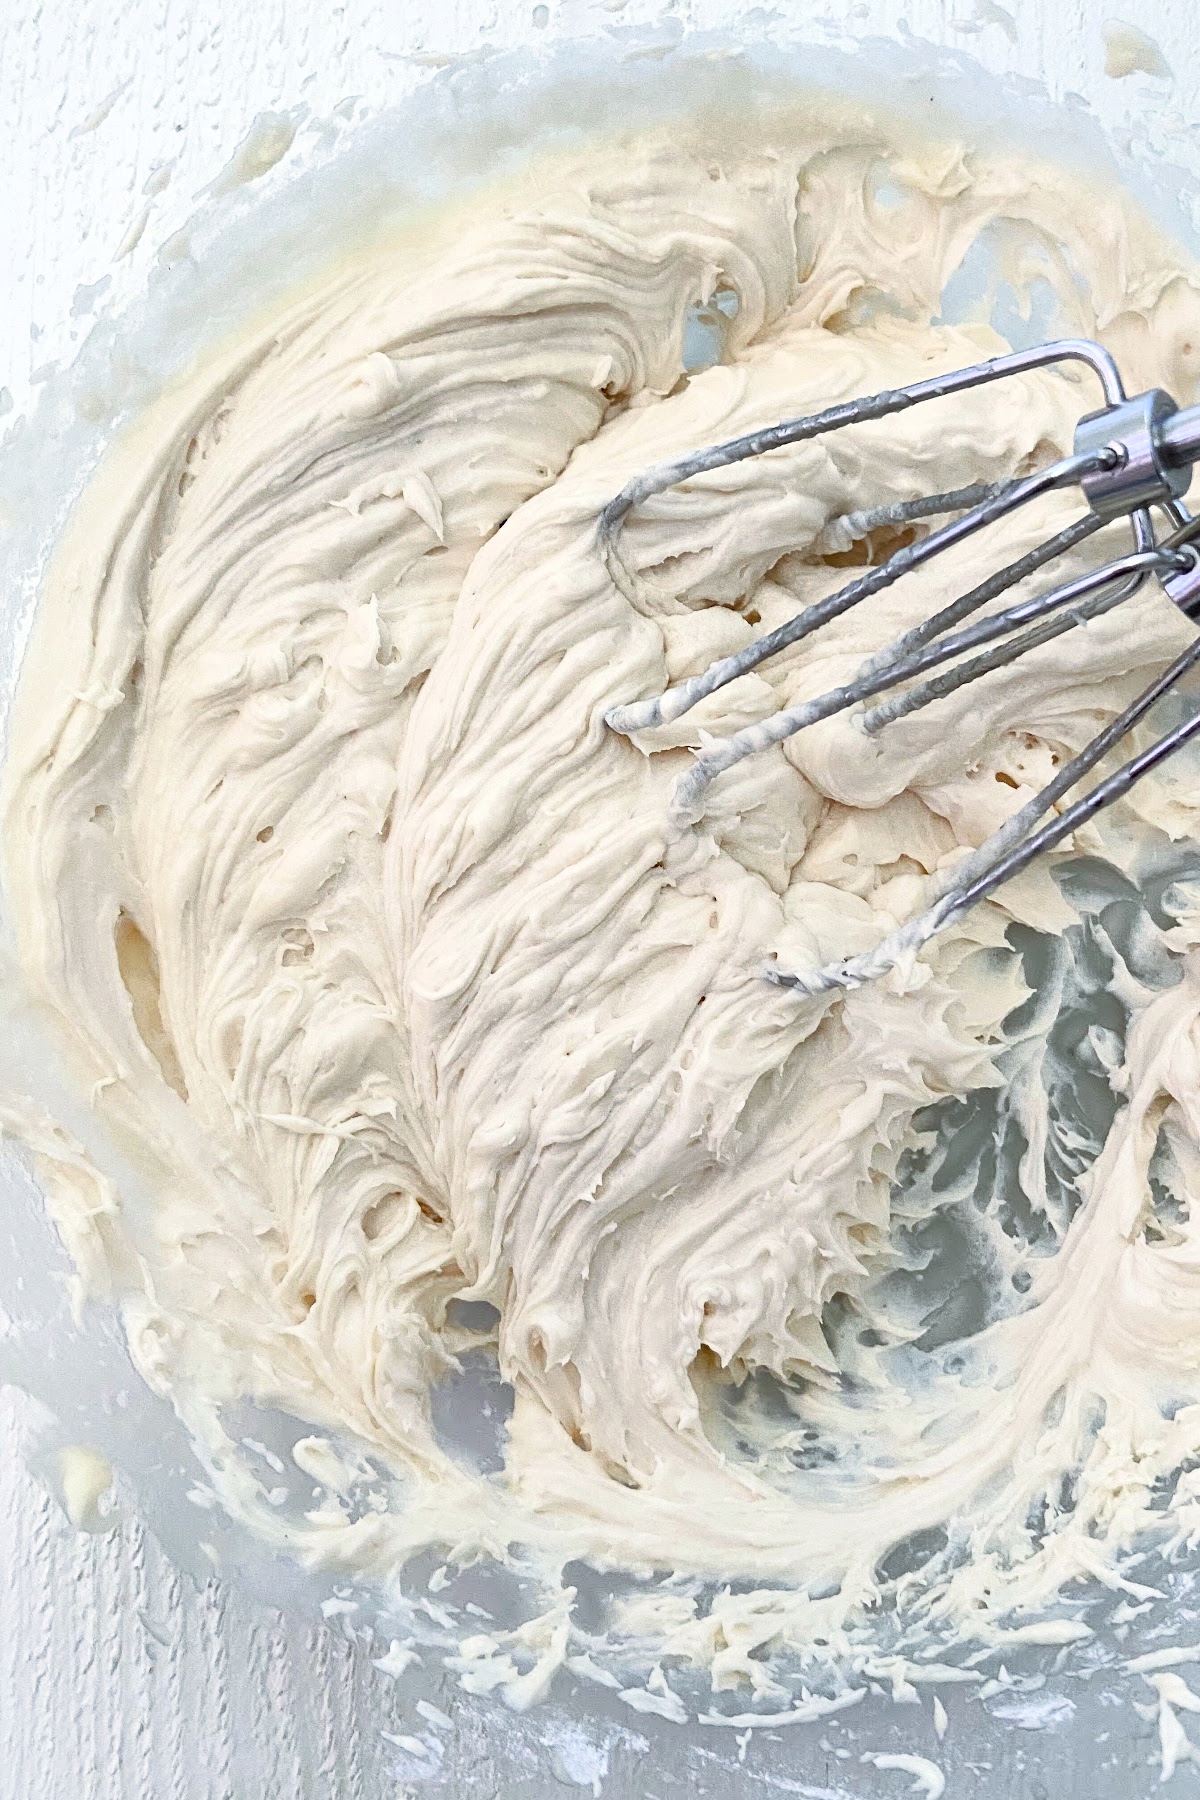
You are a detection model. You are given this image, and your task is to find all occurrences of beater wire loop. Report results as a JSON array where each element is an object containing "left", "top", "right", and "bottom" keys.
[
  {"left": 605, "top": 451, "right": 1112, "bottom": 737},
  {"left": 769, "top": 626, "right": 1200, "bottom": 997},
  {"left": 669, "top": 546, "right": 1185, "bottom": 826},
  {"left": 599, "top": 334, "right": 1200, "bottom": 992}
]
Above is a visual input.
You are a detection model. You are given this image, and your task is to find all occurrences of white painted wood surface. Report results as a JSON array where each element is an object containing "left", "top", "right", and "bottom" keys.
[
  {"left": 3, "top": 2, "right": 1200, "bottom": 1794},
  {"left": 0, "top": 1387, "right": 387, "bottom": 1799}
]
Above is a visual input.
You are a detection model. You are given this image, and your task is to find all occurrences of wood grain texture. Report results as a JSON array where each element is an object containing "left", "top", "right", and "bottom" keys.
[{"left": 0, "top": 1394, "right": 400, "bottom": 1799}]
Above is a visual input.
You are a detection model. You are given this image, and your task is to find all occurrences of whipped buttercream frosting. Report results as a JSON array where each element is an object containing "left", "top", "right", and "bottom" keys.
[{"left": 8, "top": 98, "right": 1200, "bottom": 1682}]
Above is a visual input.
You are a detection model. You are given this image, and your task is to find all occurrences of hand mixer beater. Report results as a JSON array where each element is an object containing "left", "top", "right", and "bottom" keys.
[{"left": 600, "top": 339, "right": 1200, "bottom": 997}]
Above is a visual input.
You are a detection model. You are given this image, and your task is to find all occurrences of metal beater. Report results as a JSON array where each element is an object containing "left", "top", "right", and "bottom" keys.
[{"left": 600, "top": 340, "right": 1200, "bottom": 996}]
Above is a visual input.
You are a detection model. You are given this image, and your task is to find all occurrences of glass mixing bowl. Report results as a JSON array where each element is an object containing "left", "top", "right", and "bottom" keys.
[{"left": 3, "top": 2, "right": 1199, "bottom": 1794}]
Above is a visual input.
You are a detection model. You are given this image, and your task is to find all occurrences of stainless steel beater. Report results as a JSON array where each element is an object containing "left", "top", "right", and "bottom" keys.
[{"left": 599, "top": 339, "right": 1200, "bottom": 997}]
